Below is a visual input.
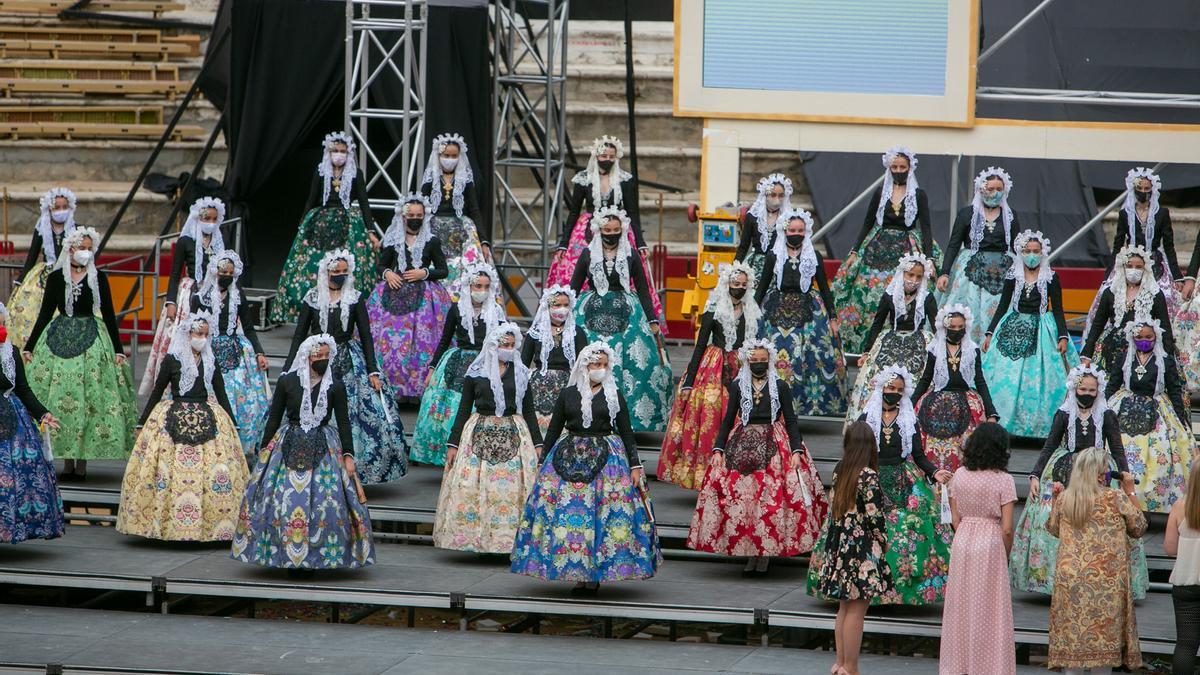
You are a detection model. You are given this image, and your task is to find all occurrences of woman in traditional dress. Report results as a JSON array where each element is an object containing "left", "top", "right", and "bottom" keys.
[
  {"left": 0, "top": 301, "right": 64, "bottom": 544},
  {"left": 419, "top": 132, "right": 487, "bottom": 291},
  {"left": 1113, "top": 167, "right": 1183, "bottom": 296},
  {"left": 1105, "top": 316, "right": 1192, "bottom": 513},
  {"left": 1082, "top": 245, "right": 1176, "bottom": 373},
  {"left": 1009, "top": 363, "right": 1148, "bottom": 598},
  {"left": 23, "top": 227, "right": 137, "bottom": 480},
  {"left": 757, "top": 209, "right": 846, "bottom": 417},
  {"left": 434, "top": 322, "right": 541, "bottom": 553},
  {"left": 659, "top": 262, "right": 757, "bottom": 489},
  {"left": 911, "top": 304, "right": 998, "bottom": 472},
  {"left": 832, "top": 146, "right": 938, "bottom": 355},
  {"left": 521, "top": 286, "right": 587, "bottom": 436},
  {"left": 571, "top": 206, "right": 672, "bottom": 432},
  {"left": 1046, "top": 448, "right": 1146, "bottom": 674},
  {"left": 283, "top": 249, "right": 406, "bottom": 484},
  {"left": 846, "top": 253, "right": 937, "bottom": 425},
  {"left": 117, "top": 312, "right": 248, "bottom": 541},
  {"left": 232, "top": 334, "right": 374, "bottom": 571},
  {"left": 936, "top": 167, "right": 1018, "bottom": 344},
  {"left": 271, "top": 132, "right": 380, "bottom": 323},
  {"left": 140, "top": 196, "right": 225, "bottom": 398},
  {"left": 411, "top": 262, "right": 505, "bottom": 465},
  {"left": 734, "top": 173, "right": 792, "bottom": 281},
  {"left": 1176, "top": 224, "right": 1200, "bottom": 391},
  {"left": 512, "top": 341, "right": 660, "bottom": 592},
  {"left": 366, "top": 193, "right": 451, "bottom": 403},
  {"left": 191, "top": 250, "right": 270, "bottom": 461},
  {"left": 9, "top": 187, "right": 76, "bottom": 349},
  {"left": 982, "top": 230, "right": 1079, "bottom": 438},
  {"left": 686, "top": 338, "right": 827, "bottom": 576}
]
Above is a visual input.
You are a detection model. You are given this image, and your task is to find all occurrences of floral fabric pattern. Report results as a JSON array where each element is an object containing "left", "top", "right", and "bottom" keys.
[
  {"left": 410, "top": 347, "right": 478, "bottom": 466},
  {"left": 0, "top": 395, "right": 63, "bottom": 544},
  {"left": 982, "top": 311, "right": 1079, "bottom": 438},
  {"left": 761, "top": 289, "right": 846, "bottom": 417},
  {"left": 331, "top": 340, "right": 407, "bottom": 484},
  {"left": 806, "top": 467, "right": 893, "bottom": 601},
  {"left": 212, "top": 335, "right": 270, "bottom": 461},
  {"left": 7, "top": 262, "right": 49, "bottom": 350},
  {"left": 658, "top": 347, "right": 738, "bottom": 489},
  {"left": 366, "top": 279, "right": 452, "bottom": 400},
  {"left": 270, "top": 205, "right": 378, "bottom": 324},
  {"left": 1109, "top": 389, "right": 1193, "bottom": 513}
]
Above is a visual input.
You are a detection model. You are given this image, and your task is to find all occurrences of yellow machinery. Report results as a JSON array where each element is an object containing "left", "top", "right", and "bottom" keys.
[{"left": 679, "top": 204, "right": 741, "bottom": 330}]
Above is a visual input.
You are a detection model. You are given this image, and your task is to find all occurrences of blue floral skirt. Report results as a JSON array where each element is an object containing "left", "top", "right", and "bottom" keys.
[
  {"left": 938, "top": 249, "right": 1010, "bottom": 344},
  {"left": 333, "top": 340, "right": 407, "bottom": 484},
  {"left": 411, "top": 347, "right": 478, "bottom": 466},
  {"left": 982, "top": 310, "right": 1079, "bottom": 438},
  {"left": 211, "top": 334, "right": 270, "bottom": 462},
  {"left": 0, "top": 395, "right": 63, "bottom": 544},
  {"left": 761, "top": 288, "right": 846, "bottom": 416}
]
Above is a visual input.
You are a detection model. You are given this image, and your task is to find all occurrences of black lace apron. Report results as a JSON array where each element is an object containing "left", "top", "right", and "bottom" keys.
[
  {"left": 165, "top": 400, "right": 218, "bottom": 445},
  {"left": 211, "top": 335, "right": 243, "bottom": 373},
  {"left": 470, "top": 415, "right": 522, "bottom": 465},
  {"left": 46, "top": 314, "right": 98, "bottom": 359},
  {"left": 382, "top": 280, "right": 426, "bottom": 315},
  {"left": 552, "top": 433, "right": 610, "bottom": 484},
  {"left": 583, "top": 292, "right": 631, "bottom": 335},
  {"left": 917, "top": 390, "right": 970, "bottom": 439},
  {"left": 996, "top": 312, "right": 1039, "bottom": 360},
  {"left": 281, "top": 424, "right": 331, "bottom": 472},
  {"left": 963, "top": 251, "right": 1012, "bottom": 295},
  {"left": 725, "top": 423, "right": 775, "bottom": 474}
]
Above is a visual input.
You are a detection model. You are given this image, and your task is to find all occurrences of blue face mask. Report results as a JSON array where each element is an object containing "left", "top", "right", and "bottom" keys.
[
  {"left": 1023, "top": 253, "right": 1041, "bottom": 269},
  {"left": 982, "top": 191, "right": 1004, "bottom": 208}
]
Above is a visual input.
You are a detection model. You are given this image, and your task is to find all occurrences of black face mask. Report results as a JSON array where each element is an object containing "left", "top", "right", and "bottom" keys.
[
  {"left": 310, "top": 359, "right": 329, "bottom": 376},
  {"left": 597, "top": 159, "right": 615, "bottom": 174},
  {"left": 218, "top": 276, "right": 234, "bottom": 290},
  {"left": 891, "top": 171, "right": 908, "bottom": 186},
  {"left": 749, "top": 362, "right": 770, "bottom": 378},
  {"left": 329, "top": 274, "right": 348, "bottom": 289},
  {"left": 601, "top": 233, "right": 622, "bottom": 248},
  {"left": 786, "top": 234, "right": 805, "bottom": 248},
  {"left": 728, "top": 287, "right": 746, "bottom": 300},
  {"left": 945, "top": 328, "right": 966, "bottom": 344},
  {"left": 405, "top": 218, "right": 423, "bottom": 232},
  {"left": 1076, "top": 393, "right": 1097, "bottom": 408},
  {"left": 1134, "top": 191, "right": 1150, "bottom": 204},
  {"left": 882, "top": 391, "right": 903, "bottom": 407}
]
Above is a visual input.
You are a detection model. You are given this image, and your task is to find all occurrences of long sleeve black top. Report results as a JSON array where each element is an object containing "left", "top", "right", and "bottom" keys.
[
  {"left": 735, "top": 211, "right": 777, "bottom": 261},
  {"left": 713, "top": 383, "right": 805, "bottom": 453},
  {"left": 985, "top": 275, "right": 1069, "bottom": 339},
  {"left": 560, "top": 176, "right": 645, "bottom": 250},
  {"left": 420, "top": 175, "right": 486, "bottom": 244},
  {"left": 304, "top": 171, "right": 378, "bottom": 235},
  {"left": 0, "top": 355, "right": 48, "bottom": 420},
  {"left": 1113, "top": 208, "right": 1180, "bottom": 280},
  {"left": 862, "top": 292, "right": 939, "bottom": 355},
  {"left": 570, "top": 248, "right": 657, "bottom": 321},
  {"left": 284, "top": 298, "right": 379, "bottom": 374},
  {"left": 166, "top": 235, "right": 215, "bottom": 302},
  {"left": 447, "top": 367, "right": 543, "bottom": 447},
  {"left": 754, "top": 250, "right": 835, "bottom": 318},
  {"left": 939, "top": 205, "right": 1018, "bottom": 276},
  {"left": 376, "top": 236, "right": 449, "bottom": 280},
  {"left": 190, "top": 289, "right": 265, "bottom": 355},
  {"left": 852, "top": 187, "right": 934, "bottom": 256},
  {"left": 857, "top": 412, "right": 937, "bottom": 478},
  {"left": 432, "top": 303, "right": 493, "bottom": 367},
  {"left": 17, "top": 227, "right": 67, "bottom": 283},
  {"left": 26, "top": 268, "right": 124, "bottom": 356},
  {"left": 140, "top": 353, "right": 233, "bottom": 425},
  {"left": 1188, "top": 228, "right": 1200, "bottom": 280},
  {"left": 1105, "top": 352, "right": 1188, "bottom": 423},
  {"left": 260, "top": 371, "right": 354, "bottom": 455},
  {"left": 541, "top": 385, "right": 640, "bottom": 466},
  {"left": 521, "top": 329, "right": 589, "bottom": 372},
  {"left": 682, "top": 311, "right": 746, "bottom": 388},
  {"left": 1081, "top": 286, "right": 1175, "bottom": 358},
  {"left": 1032, "top": 409, "right": 1127, "bottom": 477},
  {"left": 911, "top": 347, "right": 997, "bottom": 418}
]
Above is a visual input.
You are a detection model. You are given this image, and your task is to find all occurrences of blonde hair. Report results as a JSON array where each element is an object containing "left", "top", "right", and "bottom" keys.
[
  {"left": 1186, "top": 461, "right": 1200, "bottom": 530},
  {"left": 1058, "top": 447, "right": 1109, "bottom": 529}
]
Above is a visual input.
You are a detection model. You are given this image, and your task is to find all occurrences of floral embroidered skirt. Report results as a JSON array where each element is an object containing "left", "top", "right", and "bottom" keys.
[
  {"left": 332, "top": 339, "right": 407, "bottom": 484},
  {"left": 116, "top": 399, "right": 248, "bottom": 541},
  {"left": 29, "top": 315, "right": 137, "bottom": 460},
  {"left": 231, "top": 423, "right": 375, "bottom": 569},
  {"left": 1009, "top": 444, "right": 1149, "bottom": 597},
  {"left": 915, "top": 389, "right": 986, "bottom": 473},
  {"left": 211, "top": 333, "right": 271, "bottom": 462},
  {"left": 430, "top": 214, "right": 485, "bottom": 294},
  {"left": 575, "top": 290, "right": 672, "bottom": 432},
  {"left": 0, "top": 394, "right": 63, "bottom": 544},
  {"left": 1109, "top": 389, "right": 1193, "bottom": 513},
  {"left": 139, "top": 278, "right": 193, "bottom": 399},
  {"left": 845, "top": 329, "right": 930, "bottom": 426},
  {"left": 7, "top": 261, "right": 49, "bottom": 350},
  {"left": 527, "top": 367, "right": 570, "bottom": 437},
  {"left": 687, "top": 421, "right": 827, "bottom": 557},
  {"left": 982, "top": 310, "right": 1078, "bottom": 438},
  {"left": 365, "top": 278, "right": 452, "bottom": 401},
  {"left": 511, "top": 433, "right": 660, "bottom": 582},
  {"left": 762, "top": 288, "right": 846, "bottom": 417},
  {"left": 410, "top": 347, "right": 478, "bottom": 466},
  {"left": 658, "top": 346, "right": 737, "bottom": 490},
  {"left": 873, "top": 460, "right": 952, "bottom": 606},
  {"left": 1174, "top": 292, "right": 1200, "bottom": 392},
  {"left": 270, "top": 205, "right": 379, "bottom": 324},
  {"left": 938, "top": 249, "right": 1010, "bottom": 344},
  {"left": 432, "top": 413, "right": 539, "bottom": 553}
]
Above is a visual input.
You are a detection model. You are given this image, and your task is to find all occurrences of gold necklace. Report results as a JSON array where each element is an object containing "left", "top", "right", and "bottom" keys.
[
  {"left": 752, "top": 379, "right": 766, "bottom": 406},
  {"left": 1135, "top": 353, "right": 1150, "bottom": 377},
  {"left": 947, "top": 345, "right": 961, "bottom": 370}
]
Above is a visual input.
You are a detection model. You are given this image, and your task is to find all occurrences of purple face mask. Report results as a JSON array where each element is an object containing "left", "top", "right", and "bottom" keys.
[{"left": 1134, "top": 338, "right": 1155, "bottom": 353}]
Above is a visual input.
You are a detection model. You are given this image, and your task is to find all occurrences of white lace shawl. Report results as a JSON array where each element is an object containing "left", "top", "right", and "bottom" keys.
[
  {"left": 287, "top": 334, "right": 338, "bottom": 432},
  {"left": 167, "top": 311, "right": 216, "bottom": 399},
  {"left": 568, "top": 342, "right": 621, "bottom": 428},
  {"left": 0, "top": 303, "right": 15, "bottom": 394},
  {"left": 1009, "top": 230, "right": 1054, "bottom": 314},
  {"left": 885, "top": 253, "right": 932, "bottom": 330},
  {"left": 381, "top": 193, "right": 435, "bottom": 270},
  {"left": 35, "top": 187, "right": 76, "bottom": 266},
  {"left": 770, "top": 208, "right": 818, "bottom": 293},
  {"left": 1122, "top": 316, "right": 1166, "bottom": 395},
  {"left": 929, "top": 304, "right": 977, "bottom": 392},
  {"left": 54, "top": 227, "right": 101, "bottom": 317},
  {"left": 1107, "top": 245, "right": 1161, "bottom": 319},
  {"left": 749, "top": 173, "right": 794, "bottom": 252},
  {"left": 734, "top": 338, "right": 780, "bottom": 424},
  {"left": 968, "top": 167, "right": 1014, "bottom": 251},
  {"left": 421, "top": 132, "right": 473, "bottom": 217},
  {"left": 873, "top": 146, "right": 919, "bottom": 228},
  {"left": 864, "top": 365, "right": 917, "bottom": 459},
  {"left": 587, "top": 206, "right": 633, "bottom": 296},
  {"left": 1122, "top": 167, "right": 1162, "bottom": 252},
  {"left": 1059, "top": 364, "right": 1109, "bottom": 453},
  {"left": 457, "top": 262, "right": 505, "bottom": 344},
  {"left": 304, "top": 249, "right": 360, "bottom": 333},
  {"left": 464, "top": 322, "right": 529, "bottom": 415},
  {"left": 704, "top": 261, "right": 760, "bottom": 351},
  {"left": 572, "top": 135, "right": 631, "bottom": 211},
  {"left": 527, "top": 286, "right": 578, "bottom": 374},
  {"left": 318, "top": 131, "right": 357, "bottom": 210},
  {"left": 199, "top": 250, "right": 244, "bottom": 336},
  {"left": 180, "top": 196, "right": 226, "bottom": 286}
]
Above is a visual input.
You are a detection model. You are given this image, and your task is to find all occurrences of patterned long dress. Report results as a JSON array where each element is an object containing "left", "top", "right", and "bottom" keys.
[
  {"left": 845, "top": 292, "right": 938, "bottom": 425},
  {"left": 910, "top": 346, "right": 997, "bottom": 472},
  {"left": 806, "top": 467, "right": 892, "bottom": 601},
  {"left": 0, "top": 351, "right": 63, "bottom": 544},
  {"left": 420, "top": 174, "right": 486, "bottom": 293},
  {"left": 521, "top": 329, "right": 589, "bottom": 437},
  {"left": 937, "top": 205, "right": 1016, "bottom": 344}
]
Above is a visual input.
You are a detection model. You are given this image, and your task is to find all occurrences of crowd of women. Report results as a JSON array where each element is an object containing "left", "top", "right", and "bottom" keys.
[{"left": 1, "top": 137, "right": 1197, "bottom": 674}]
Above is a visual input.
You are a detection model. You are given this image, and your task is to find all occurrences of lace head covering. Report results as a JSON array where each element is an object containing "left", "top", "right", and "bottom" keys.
[
  {"left": 884, "top": 253, "right": 932, "bottom": 329},
  {"left": 54, "top": 226, "right": 101, "bottom": 317},
  {"left": 317, "top": 132, "right": 358, "bottom": 210},
  {"left": 179, "top": 196, "right": 226, "bottom": 287},
  {"left": 527, "top": 285, "right": 579, "bottom": 374},
  {"left": 464, "top": 322, "right": 529, "bottom": 415},
  {"left": 968, "top": 167, "right": 1014, "bottom": 251},
  {"left": 748, "top": 173, "right": 794, "bottom": 252},
  {"left": 198, "top": 250, "right": 244, "bottom": 336},
  {"left": 1122, "top": 314, "right": 1167, "bottom": 395},
  {"left": 286, "top": 334, "right": 339, "bottom": 432},
  {"left": 864, "top": 365, "right": 917, "bottom": 459},
  {"left": 873, "top": 146, "right": 920, "bottom": 228},
  {"left": 567, "top": 341, "right": 621, "bottom": 428},
  {"left": 1008, "top": 230, "right": 1054, "bottom": 313},
  {"left": 734, "top": 338, "right": 780, "bottom": 424},
  {"left": 587, "top": 206, "right": 633, "bottom": 296},
  {"left": 382, "top": 192, "right": 435, "bottom": 270},
  {"left": 167, "top": 310, "right": 216, "bottom": 399},
  {"left": 1108, "top": 244, "right": 1160, "bottom": 317},
  {"left": 1059, "top": 364, "right": 1109, "bottom": 453},
  {"left": 421, "top": 132, "right": 474, "bottom": 217},
  {"left": 1122, "top": 167, "right": 1162, "bottom": 251},
  {"left": 0, "top": 302, "right": 15, "bottom": 394},
  {"left": 457, "top": 262, "right": 505, "bottom": 344},
  {"left": 304, "top": 249, "right": 360, "bottom": 333},
  {"left": 929, "top": 304, "right": 977, "bottom": 392},
  {"left": 572, "top": 135, "right": 632, "bottom": 210},
  {"left": 705, "top": 261, "right": 761, "bottom": 351},
  {"left": 770, "top": 208, "right": 818, "bottom": 292},
  {"left": 35, "top": 187, "right": 77, "bottom": 266}
]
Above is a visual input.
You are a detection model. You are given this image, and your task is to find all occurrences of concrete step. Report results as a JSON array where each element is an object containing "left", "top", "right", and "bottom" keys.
[
  {"left": 564, "top": 102, "right": 699, "bottom": 147},
  {"left": 565, "top": 20, "right": 674, "bottom": 69},
  {"left": 0, "top": 92, "right": 219, "bottom": 129},
  {"left": 2, "top": 179, "right": 193, "bottom": 238},
  {"left": 0, "top": 138, "right": 227, "bottom": 183}
]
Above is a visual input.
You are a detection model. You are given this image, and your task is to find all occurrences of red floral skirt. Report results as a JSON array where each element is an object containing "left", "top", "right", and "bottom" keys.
[{"left": 657, "top": 346, "right": 737, "bottom": 489}]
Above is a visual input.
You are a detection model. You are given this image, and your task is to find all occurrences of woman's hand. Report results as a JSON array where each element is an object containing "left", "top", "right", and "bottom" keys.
[
  {"left": 789, "top": 451, "right": 803, "bottom": 470},
  {"left": 1057, "top": 337, "right": 1068, "bottom": 355},
  {"left": 444, "top": 446, "right": 457, "bottom": 470},
  {"left": 401, "top": 269, "right": 427, "bottom": 282},
  {"left": 709, "top": 452, "right": 725, "bottom": 471},
  {"left": 845, "top": 251, "right": 858, "bottom": 266},
  {"left": 936, "top": 275, "right": 950, "bottom": 293},
  {"left": 40, "top": 413, "right": 60, "bottom": 430},
  {"left": 481, "top": 243, "right": 492, "bottom": 261},
  {"left": 22, "top": 351, "right": 32, "bottom": 364},
  {"left": 1029, "top": 475, "right": 1039, "bottom": 497},
  {"left": 424, "top": 370, "right": 432, "bottom": 387},
  {"left": 256, "top": 354, "right": 270, "bottom": 371},
  {"left": 115, "top": 354, "right": 127, "bottom": 366},
  {"left": 830, "top": 317, "right": 841, "bottom": 338},
  {"left": 981, "top": 335, "right": 991, "bottom": 353},
  {"left": 369, "top": 232, "right": 381, "bottom": 250},
  {"left": 1183, "top": 279, "right": 1196, "bottom": 301},
  {"left": 1120, "top": 473, "right": 1137, "bottom": 496},
  {"left": 1051, "top": 481, "right": 1065, "bottom": 497},
  {"left": 857, "top": 355, "right": 866, "bottom": 368},
  {"left": 165, "top": 303, "right": 177, "bottom": 320},
  {"left": 650, "top": 322, "right": 661, "bottom": 335},
  {"left": 369, "top": 374, "right": 383, "bottom": 392},
  {"left": 631, "top": 466, "right": 646, "bottom": 486},
  {"left": 552, "top": 249, "right": 564, "bottom": 265},
  {"left": 342, "top": 454, "right": 357, "bottom": 477},
  {"left": 934, "top": 469, "right": 952, "bottom": 484},
  {"left": 987, "top": 415, "right": 1000, "bottom": 423},
  {"left": 385, "top": 270, "right": 403, "bottom": 290}
]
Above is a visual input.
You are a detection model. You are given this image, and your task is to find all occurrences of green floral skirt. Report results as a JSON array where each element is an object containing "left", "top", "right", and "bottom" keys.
[{"left": 270, "top": 205, "right": 379, "bottom": 324}]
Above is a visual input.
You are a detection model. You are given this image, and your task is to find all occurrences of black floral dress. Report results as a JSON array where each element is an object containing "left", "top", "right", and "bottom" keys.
[{"left": 806, "top": 467, "right": 894, "bottom": 601}]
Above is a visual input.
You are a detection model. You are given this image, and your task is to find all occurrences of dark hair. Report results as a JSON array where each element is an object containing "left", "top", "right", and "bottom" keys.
[
  {"left": 963, "top": 422, "right": 1010, "bottom": 472},
  {"left": 832, "top": 422, "right": 879, "bottom": 516}
]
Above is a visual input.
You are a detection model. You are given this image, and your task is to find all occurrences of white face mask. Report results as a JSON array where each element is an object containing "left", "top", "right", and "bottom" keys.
[
  {"left": 72, "top": 249, "right": 93, "bottom": 267},
  {"left": 50, "top": 210, "right": 71, "bottom": 224},
  {"left": 190, "top": 336, "right": 207, "bottom": 353},
  {"left": 549, "top": 307, "right": 570, "bottom": 323},
  {"left": 330, "top": 152, "right": 348, "bottom": 167},
  {"left": 200, "top": 221, "right": 218, "bottom": 235},
  {"left": 470, "top": 290, "right": 490, "bottom": 305},
  {"left": 1125, "top": 268, "right": 1144, "bottom": 284},
  {"left": 588, "top": 368, "right": 606, "bottom": 384},
  {"left": 903, "top": 279, "right": 920, "bottom": 293},
  {"left": 440, "top": 156, "right": 459, "bottom": 172},
  {"left": 497, "top": 347, "right": 515, "bottom": 362}
]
